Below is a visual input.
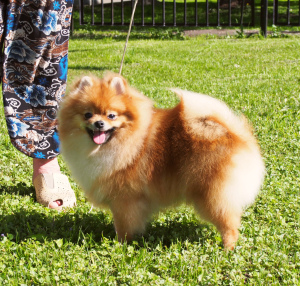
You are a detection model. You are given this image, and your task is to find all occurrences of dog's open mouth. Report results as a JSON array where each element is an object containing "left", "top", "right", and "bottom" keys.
[{"left": 86, "top": 128, "right": 115, "bottom": 145}]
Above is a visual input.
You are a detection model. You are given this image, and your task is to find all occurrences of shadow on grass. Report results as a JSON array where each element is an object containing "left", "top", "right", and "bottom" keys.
[
  {"left": 143, "top": 220, "right": 217, "bottom": 248},
  {"left": 0, "top": 209, "right": 115, "bottom": 242},
  {"left": 70, "top": 31, "right": 186, "bottom": 41},
  {"left": 0, "top": 206, "right": 217, "bottom": 248},
  {"left": 0, "top": 182, "right": 34, "bottom": 197},
  {"left": 1, "top": 182, "right": 217, "bottom": 248}
]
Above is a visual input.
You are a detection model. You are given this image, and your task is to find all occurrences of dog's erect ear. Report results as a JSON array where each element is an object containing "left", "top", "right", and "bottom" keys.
[
  {"left": 77, "top": 76, "right": 94, "bottom": 91},
  {"left": 109, "top": 76, "right": 126, "bottom": 95}
]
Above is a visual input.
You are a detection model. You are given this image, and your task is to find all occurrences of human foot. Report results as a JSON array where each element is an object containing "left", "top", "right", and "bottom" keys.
[
  {"left": 33, "top": 173, "right": 76, "bottom": 210},
  {"left": 33, "top": 158, "right": 76, "bottom": 210}
]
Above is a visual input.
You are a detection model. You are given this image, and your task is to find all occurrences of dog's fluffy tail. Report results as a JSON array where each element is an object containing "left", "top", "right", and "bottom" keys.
[{"left": 171, "top": 88, "right": 254, "bottom": 143}]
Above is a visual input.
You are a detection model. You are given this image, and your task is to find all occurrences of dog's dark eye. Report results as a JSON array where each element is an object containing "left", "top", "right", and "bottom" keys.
[
  {"left": 84, "top": 112, "right": 93, "bottom": 119},
  {"left": 107, "top": 114, "right": 116, "bottom": 120}
]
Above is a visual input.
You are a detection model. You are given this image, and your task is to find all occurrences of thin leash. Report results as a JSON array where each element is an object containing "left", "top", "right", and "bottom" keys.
[
  {"left": 89, "top": 1, "right": 138, "bottom": 215},
  {"left": 119, "top": 0, "right": 139, "bottom": 75}
]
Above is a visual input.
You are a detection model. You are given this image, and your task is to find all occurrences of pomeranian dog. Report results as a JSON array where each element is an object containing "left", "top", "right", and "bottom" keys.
[{"left": 58, "top": 73, "right": 265, "bottom": 249}]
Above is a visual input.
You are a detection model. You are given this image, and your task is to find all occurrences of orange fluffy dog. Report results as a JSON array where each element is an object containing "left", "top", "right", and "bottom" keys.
[{"left": 58, "top": 73, "right": 265, "bottom": 249}]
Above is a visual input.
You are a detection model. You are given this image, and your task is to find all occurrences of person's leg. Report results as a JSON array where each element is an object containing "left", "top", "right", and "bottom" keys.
[
  {"left": 33, "top": 158, "right": 61, "bottom": 181},
  {"left": 0, "top": 2, "right": 6, "bottom": 79},
  {"left": 2, "top": 1, "right": 75, "bottom": 209}
]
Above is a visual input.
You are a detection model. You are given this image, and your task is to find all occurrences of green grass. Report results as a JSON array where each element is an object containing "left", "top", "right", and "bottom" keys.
[{"left": 1, "top": 35, "right": 300, "bottom": 284}]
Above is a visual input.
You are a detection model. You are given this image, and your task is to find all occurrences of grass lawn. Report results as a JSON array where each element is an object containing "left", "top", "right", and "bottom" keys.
[{"left": 0, "top": 32, "right": 300, "bottom": 284}]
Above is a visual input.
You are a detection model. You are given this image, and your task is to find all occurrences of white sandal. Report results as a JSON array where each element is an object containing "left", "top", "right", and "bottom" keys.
[{"left": 33, "top": 173, "right": 76, "bottom": 210}]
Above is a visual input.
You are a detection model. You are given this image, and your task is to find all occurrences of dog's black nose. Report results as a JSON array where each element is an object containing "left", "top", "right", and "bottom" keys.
[{"left": 94, "top": 120, "right": 105, "bottom": 129}]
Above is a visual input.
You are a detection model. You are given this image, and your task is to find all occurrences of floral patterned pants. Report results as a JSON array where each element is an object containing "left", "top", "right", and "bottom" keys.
[{"left": 1, "top": 0, "right": 73, "bottom": 159}]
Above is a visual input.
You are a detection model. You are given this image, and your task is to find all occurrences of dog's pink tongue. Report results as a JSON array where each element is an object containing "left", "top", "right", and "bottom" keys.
[{"left": 93, "top": 131, "right": 106, "bottom": 145}]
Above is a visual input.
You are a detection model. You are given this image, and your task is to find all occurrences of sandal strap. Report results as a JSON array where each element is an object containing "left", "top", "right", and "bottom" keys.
[{"left": 34, "top": 173, "right": 76, "bottom": 210}]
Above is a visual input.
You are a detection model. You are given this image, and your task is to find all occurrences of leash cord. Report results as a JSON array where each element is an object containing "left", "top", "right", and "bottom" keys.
[{"left": 119, "top": 0, "right": 139, "bottom": 75}]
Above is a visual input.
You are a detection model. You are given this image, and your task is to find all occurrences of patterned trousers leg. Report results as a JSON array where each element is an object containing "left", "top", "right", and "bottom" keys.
[{"left": 0, "top": 0, "right": 73, "bottom": 159}]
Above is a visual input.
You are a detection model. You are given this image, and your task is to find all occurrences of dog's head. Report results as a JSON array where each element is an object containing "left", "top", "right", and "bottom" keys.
[{"left": 58, "top": 73, "right": 153, "bottom": 148}]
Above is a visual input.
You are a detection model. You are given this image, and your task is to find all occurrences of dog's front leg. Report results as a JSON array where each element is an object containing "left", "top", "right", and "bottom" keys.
[{"left": 110, "top": 195, "right": 152, "bottom": 242}]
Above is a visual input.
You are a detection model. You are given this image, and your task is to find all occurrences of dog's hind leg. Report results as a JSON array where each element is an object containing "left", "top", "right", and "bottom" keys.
[
  {"left": 192, "top": 197, "right": 242, "bottom": 250},
  {"left": 213, "top": 210, "right": 241, "bottom": 250}
]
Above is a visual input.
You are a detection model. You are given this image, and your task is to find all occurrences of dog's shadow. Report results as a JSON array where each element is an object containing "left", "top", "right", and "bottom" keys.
[
  {"left": 1, "top": 184, "right": 218, "bottom": 248},
  {"left": 1, "top": 210, "right": 218, "bottom": 249}
]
